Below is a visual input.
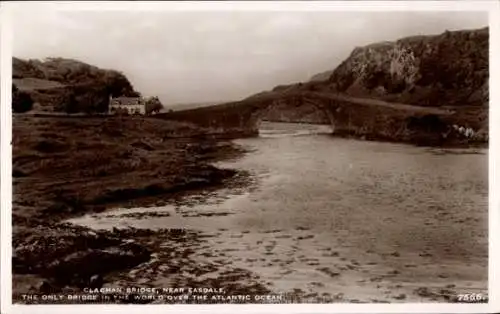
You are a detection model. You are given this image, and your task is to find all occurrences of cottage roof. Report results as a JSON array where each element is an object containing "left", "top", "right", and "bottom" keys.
[{"left": 110, "top": 97, "right": 142, "bottom": 106}]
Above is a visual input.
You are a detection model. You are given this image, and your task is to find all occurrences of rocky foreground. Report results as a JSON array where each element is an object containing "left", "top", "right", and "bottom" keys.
[{"left": 12, "top": 115, "right": 266, "bottom": 303}]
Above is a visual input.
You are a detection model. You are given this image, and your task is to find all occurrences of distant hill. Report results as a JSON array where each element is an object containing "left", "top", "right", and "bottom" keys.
[
  {"left": 12, "top": 57, "right": 140, "bottom": 113},
  {"left": 164, "top": 101, "right": 231, "bottom": 112},
  {"left": 309, "top": 70, "right": 333, "bottom": 82}
]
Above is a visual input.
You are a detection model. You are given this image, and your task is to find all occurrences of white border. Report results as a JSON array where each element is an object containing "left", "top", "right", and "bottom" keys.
[
  {"left": 1, "top": 0, "right": 498, "bottom": 12},
  {"left": 1, "top": 1, "right": 499, "bottom": 314},
  {"left": 0, "top": 3, "right": 13, "bottom": 313},
  {"left": 489, "top": 1, "right": 500, "bottom": 313}
]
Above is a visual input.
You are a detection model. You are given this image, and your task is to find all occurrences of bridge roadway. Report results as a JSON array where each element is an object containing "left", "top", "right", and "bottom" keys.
[
  {"left": 155, "top": 91, "right": 454, "bottom": 134},
  {"left": 305, "top": 92, "right": 453, "bottom": 115}
]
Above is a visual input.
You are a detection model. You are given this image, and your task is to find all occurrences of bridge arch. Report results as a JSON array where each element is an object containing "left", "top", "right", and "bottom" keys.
[
  {"left": 156, "top": 91, "right": 455, "bottom": 144},
  {"left": 246, "top": 93, "right": 337, "bottom": 134}
]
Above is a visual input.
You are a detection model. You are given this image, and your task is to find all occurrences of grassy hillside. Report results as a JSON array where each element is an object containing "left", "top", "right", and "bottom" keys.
[
  {"left": 309, "top": 70, "right": 333, "bottom": 82},
  {"left": 13, "top": 78, "right": 65, "bottom": 91},
  {"left": 12, "top": 115, "right": 246, "bottom": 298},
  {"left": 12, "top": 57, "right": 140, "bottom": 113}
]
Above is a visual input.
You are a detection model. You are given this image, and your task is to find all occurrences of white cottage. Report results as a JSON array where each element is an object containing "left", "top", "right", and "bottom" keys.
[{"left": 109, "top": 96, "right": 145, "bottom": 115}]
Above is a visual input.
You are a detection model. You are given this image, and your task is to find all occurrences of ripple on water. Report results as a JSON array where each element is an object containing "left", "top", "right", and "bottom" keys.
[{"left": 67, "top": 124, "right": 488, "bottom": 302}]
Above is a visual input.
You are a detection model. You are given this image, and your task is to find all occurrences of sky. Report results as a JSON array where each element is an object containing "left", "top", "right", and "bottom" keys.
[{"left": 10, "top": 6, "right": 488, "bottom": 106}]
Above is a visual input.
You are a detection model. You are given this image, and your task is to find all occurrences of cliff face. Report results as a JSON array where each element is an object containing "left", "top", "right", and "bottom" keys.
[
  {"left": 328, "top": 28, "right": 488, "bottom": 108},
  {"left": 247, "top": 27, "right": 488, "bottom": 135},
  {"left": 13, "top": 57, "right": 140, "bottom": 113}
]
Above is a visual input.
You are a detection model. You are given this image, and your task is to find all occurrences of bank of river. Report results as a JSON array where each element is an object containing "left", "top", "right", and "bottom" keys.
[
  {"left": 68, "top": 121, "right": 488, "bottom": 303},
  {"left": 11, "top": 115, "right": 249, "bottom": 303}
]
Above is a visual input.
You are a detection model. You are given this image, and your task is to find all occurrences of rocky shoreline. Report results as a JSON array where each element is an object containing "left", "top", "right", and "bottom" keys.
[
  {"left": 12, "top": 115, "right": 266, "bottom": 303},
  {"left": 328, "top": 130, "right": 488, "bottom": 149},
  {"left": 11, "top": 115, "right": 487, "bottom": 304}
]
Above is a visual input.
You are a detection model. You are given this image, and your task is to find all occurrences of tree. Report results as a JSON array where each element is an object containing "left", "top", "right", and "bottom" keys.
[
  {"left": 145, "top": 96, "right": 163, "bottom": 115},
  {"left": 103, "top": 70, "right": 140, "bottom": 98},
  {"left": 63, "top": 83, "right": 109, "bottom": 114},
  {"left": 12, "top": 84, "right": 34, "bottom": 113},
  {"left": 65, "top": 90, "right": 79, "bottom": 114},
  {"left": 13, "top": 57, "right": 142, "bottom": 113}
]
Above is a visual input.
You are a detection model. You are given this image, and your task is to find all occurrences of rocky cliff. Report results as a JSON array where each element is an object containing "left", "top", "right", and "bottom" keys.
[
  {"left": 253, "top": 27, "right": 488, "bottom": 135},
  {"left": 328, "top": 27, "right": 488, "bottom": 109},
  {"left": 13, "top": 57, "right": 140, "bottom": 113}
]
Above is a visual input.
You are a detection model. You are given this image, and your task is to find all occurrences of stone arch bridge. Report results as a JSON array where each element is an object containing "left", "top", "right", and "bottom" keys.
[{"left": 155, "top": 91, "right": 454, "bottom": 143}]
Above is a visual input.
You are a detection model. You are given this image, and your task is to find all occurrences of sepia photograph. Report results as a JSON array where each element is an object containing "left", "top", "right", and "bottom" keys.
[{"left": 0, "top": 1, "right": 498, "bottom": 312}]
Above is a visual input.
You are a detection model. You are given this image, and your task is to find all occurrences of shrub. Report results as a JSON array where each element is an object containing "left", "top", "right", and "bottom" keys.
[
  {"left": 12, "top": 85, "right": 34, "bottom": 113},
  {"left": 145, "top": 96, "right": 163, "bottom": 115}
]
